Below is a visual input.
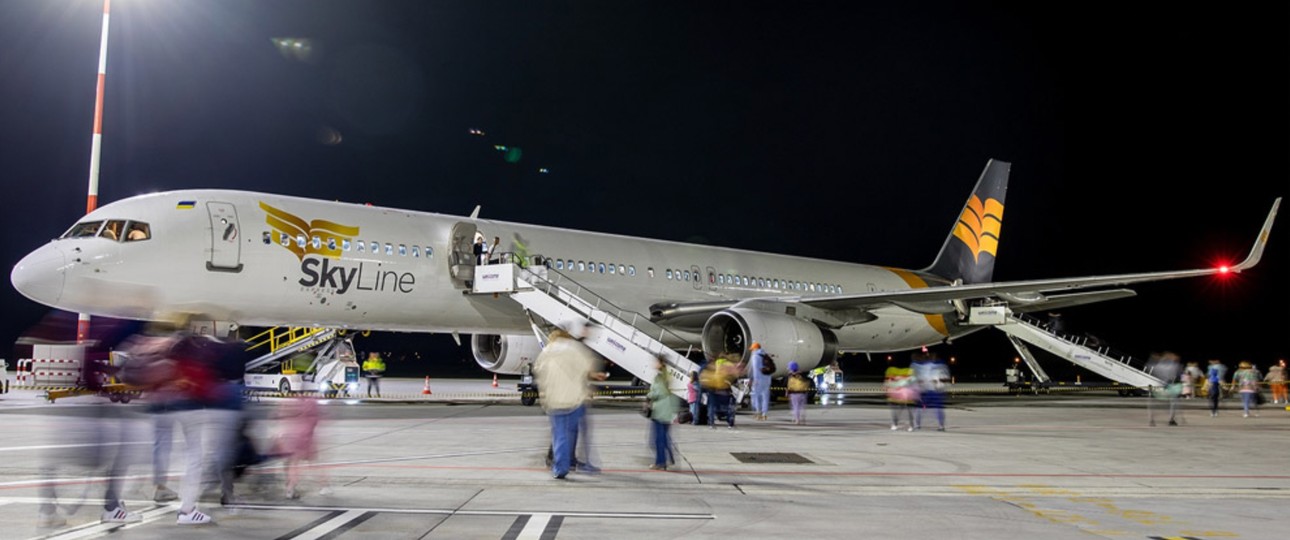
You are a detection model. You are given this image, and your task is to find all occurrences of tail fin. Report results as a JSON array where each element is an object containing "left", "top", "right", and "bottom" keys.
[{"left": 923, "top": 159, "right": 1010, "bottom": 284}]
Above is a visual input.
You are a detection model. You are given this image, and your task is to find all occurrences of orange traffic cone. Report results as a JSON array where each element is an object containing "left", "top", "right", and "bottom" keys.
[
  {"left": 492, "top": 374, "right": 499, "bottom": 388},
  {"left": 422, "top": 376, "right": 432, "bottom": 395}
]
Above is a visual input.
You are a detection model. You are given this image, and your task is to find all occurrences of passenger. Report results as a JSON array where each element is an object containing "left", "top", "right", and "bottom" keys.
[
  {"left": 1205, "top": 359, "right": 1228, "bottom": 417},
  {"left": 207, "top": 335, "right": 250, "bottom": 508},
  {"left": 362, "top": 352, "right": 385, "bottom": 398},
  {"left": 1233, "top": 361, "right": 1260, "bottom": 418},
  {"left": 487, "top": 235, "right": 502, "bottom": 263},
  {"left": 37, "top": 335, "right": 146, "bottom": 527},
  {"left": 532, "top": 327, "right": 604, "bottom": 479},
  {"left": 700, "top": 355, "right": 738, "bottom": 429},
  {"left": 473, "top": 235, "right": 488, "bottom": 265},
  {"left": 786, "top": 361, "right": 810, "bottom": 424},
  {"left": 749, "top": 342, "right": 772, "bottom": 421},
  {"left": 1183, "top": 361, "right": 1204, "bottom": 398},
  {"left": 275, "top": 397, "right": 331, "bottom": 498},
  {"left": 885, "top": 358, "right": 919, "bottom": 431},
  {"left": 646, "top": 356, "right": 680, "bottom": 470},
  {"left": 1267, "top": 360, "right": 1287, "bottom": 404},
  {"left": 686, "top": 370, "right": 700, "bottom": 425},
  {"left": 1147, "top": 352, "right": 1182, "bottom": 426},
  {"left": 914, "top": 352, "right": 951, "bottom": 431},
  {"left": 167, "top": 329, "right": 224, "bottom": 525}
]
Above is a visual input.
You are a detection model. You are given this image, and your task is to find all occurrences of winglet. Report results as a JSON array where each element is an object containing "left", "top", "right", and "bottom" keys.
[{"left": 1233, "top": 197, "right": 1281, "bottom": 272}]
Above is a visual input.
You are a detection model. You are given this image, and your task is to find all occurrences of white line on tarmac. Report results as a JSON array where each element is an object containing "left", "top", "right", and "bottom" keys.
[
  {"left": 230, "top": 502, "right": 714, "bottom": 519},
  {"left": 0, "top": 441, "right": 149, "bottom": 453},
  {"left": 27, "top": 505, "right": 172, "bottom": 540},
  {"left": 285, "top": 509, "right": 370, "bottom": 540},
  {"left": 514, "top": 512, "right": 552, "bottom": 540}
]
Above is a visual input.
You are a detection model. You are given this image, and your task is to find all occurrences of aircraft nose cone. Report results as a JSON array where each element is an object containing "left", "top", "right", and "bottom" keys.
[{"left": 11, "top": 245, "right": 65, "bottom": 307}]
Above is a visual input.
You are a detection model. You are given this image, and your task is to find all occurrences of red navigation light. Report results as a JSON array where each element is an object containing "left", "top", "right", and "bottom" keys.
[{"left": 1217, "top": 265, "right": 1230, "bottom": 274}]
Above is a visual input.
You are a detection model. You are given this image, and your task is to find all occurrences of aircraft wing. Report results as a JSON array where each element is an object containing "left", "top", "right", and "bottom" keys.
[{"left": 651, "top": 197, "right": 1278, "bottom": 326}]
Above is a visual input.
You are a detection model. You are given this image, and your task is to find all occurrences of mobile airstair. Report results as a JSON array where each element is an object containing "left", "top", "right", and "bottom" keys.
[
  {"left": 991, "top": 310, "right": 1165, "bottom": 389},
  {"left": 472, "top": 263, "right": 702, "bottom": 398},
  {"left": 243, "top": 327, "right": 359, "bottom": 394}
]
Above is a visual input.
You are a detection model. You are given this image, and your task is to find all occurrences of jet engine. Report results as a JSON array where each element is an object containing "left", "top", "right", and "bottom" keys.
[
  {"left": 470, "top": 334, "right": 543, "bottom": 375},
  {"left": 701, "top": 308, "right": 838, "bottom": 376}
]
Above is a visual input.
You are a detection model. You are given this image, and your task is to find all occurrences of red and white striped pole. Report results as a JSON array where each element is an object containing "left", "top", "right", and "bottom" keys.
[{"left": 79, "top": 0, "right": 111, "bottom": 344}]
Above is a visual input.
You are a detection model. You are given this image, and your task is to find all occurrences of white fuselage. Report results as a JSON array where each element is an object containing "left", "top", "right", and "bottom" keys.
[{"left": 12, "top": 189, "right": 969, "bottom": 352}]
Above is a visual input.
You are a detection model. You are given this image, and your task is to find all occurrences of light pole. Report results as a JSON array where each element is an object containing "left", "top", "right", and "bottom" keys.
[{"left": 78, "top": 0, "right": 112, "bottom": 343}]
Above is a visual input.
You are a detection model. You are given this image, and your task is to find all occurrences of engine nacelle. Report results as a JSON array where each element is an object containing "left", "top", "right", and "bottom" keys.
[
  {"left": 701, "top": 308, "right": 838, "bottom": 376},
  {"left": 470, "top": 334, "right": 543, "bottom": 375}
]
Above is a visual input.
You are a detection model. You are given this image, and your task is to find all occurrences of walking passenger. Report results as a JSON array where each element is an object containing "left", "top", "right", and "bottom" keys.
[
  {"left": 749, "top": 343, "right": 772, "bottom": 420},
  {"left": 913, "top": 353, "right": 950, "bottom": 431},
  {"left": 1205, "top": 359, "right": 1228, "bottom": 416},
  {"left": 1147, "top": 352, "right": 1182, "bottom": 426},
  {"left": 1234, "top": 361, "right": 1260, "bottom": 417},
  {"left": 686, "top": 370, "right": 700, "bottom": 425},
  {"left": 533, "top": 327, "right": 604, "bottom": 479},
  {"left": 885, "top": 358, "right": 919, "bottom": 431},
  {"left": 646, "top": 357, "right": 680, "bottom": 470},
  {"left": 1267, "top": 360, "right": 1287, "bottom": 404},
  {"left": 786, "top": 361, "right": 810, "bottom": 424}
]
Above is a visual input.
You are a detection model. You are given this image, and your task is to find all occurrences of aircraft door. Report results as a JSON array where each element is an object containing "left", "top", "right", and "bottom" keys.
[
  {"left": 449, "top": 222, "right": 477, "bottom": 288},
  {"left": 206, "top": 202, "right": 243, "bottom": 272},
  {"left": 691, "top": 265, "right": 702, "bottom": 290}
]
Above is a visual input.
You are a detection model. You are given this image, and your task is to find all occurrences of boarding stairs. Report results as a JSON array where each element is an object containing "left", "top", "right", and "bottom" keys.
[
  {"left": 243, "top": 327, "right": 339, "bottom": 372},
  {"left": 993, "top": 310, "right": 1165, "bottom": 389},
  {"left": 472, "top": 263, "right": 701, "bottom": 398},
  {"left": 299, "top": 336, "right": 359, "bottom": 388}
]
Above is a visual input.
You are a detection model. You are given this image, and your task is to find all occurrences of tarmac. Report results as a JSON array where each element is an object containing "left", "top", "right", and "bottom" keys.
[{"left": 0, "top": 377, "right": 1286, "bottom": 539}]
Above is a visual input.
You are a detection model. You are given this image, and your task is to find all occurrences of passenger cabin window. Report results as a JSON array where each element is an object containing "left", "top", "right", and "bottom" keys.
[
  {"left": 425, "top": 246, "right": 433, "bottom": 258},
  {"left": 666, "top": 269, "right": 673, "bottom": 280},
  {"left": 262, "top": 231, "right": 272, "bottom": 245},
  {"left": 369, "top": 241, "right": 378, "bottom": 253},
  {"left": 555, "top": 260, "right": 564, "bottom": 270},
  {"left": 63, "top": 221, "right": 104, "bottom": 239},
  {"left": 598, "top": 263, "right": 606, "bottom": 273},
  {"left": 311, "top": 236, "right": 321, "bottom": 249},
  {"left": 280, "top": 233, "right": 291, "bottom": 247},
  {"left": 608, "top": 264, "right": 616, "bottom": 274},
  {"left": 343, "top": 239, "right": 352, "bottom": 251},
  {"left": 412, "top": 246, "right": 420, "bottom": 258},
  {"left": 647, "top": 267, "right": 655, "bottom": 278},
  {"left": 578, "top": 261, "right": 586, "bottom": 272},
  {"left": 296, "top": 235, "right": 306, "bottom": 249},
  {"left": 399, "top": 244, "right": 407, "bottom": 256},
  {"left": 628, "top": 265, "right": 636, "bottom": 276},
  {"left": 328, "top": 238, "right": 337, "bottom": 251},
  {"left": 384, "top": 243, "right": 393, "bottom": 255},
  {"left": 356, "top": 241, "right": 365, "bottom": 253},
  {"left": 617, "top": 264, "right": 625, "bottom": 275}
]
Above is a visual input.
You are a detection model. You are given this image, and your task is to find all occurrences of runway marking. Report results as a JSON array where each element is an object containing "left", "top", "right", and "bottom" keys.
[
  {"left": 232, "top": 502, "right": 714, "bottom": 520},
  {"left": 502, "top": 513, "right": 563, "bottom": 540},
  {"left": 276, "top": 509, "right": 376, "bottom": 540},
  {"left": 0, "top": 441, "right": 149, "bottom": 453}
]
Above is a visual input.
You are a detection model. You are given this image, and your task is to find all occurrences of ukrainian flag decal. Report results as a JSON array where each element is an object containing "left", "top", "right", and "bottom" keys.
[{"left": 176, "top": 200, "right": 196, "bottom": 210}]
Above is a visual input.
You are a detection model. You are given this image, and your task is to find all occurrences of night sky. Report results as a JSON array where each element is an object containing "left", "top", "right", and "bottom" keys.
[{"left": 1, "top": 1, "right": 1286, "bottom": 380}]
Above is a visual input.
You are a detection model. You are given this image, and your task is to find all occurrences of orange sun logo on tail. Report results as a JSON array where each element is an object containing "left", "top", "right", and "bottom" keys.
[{"left": 952, "top": 195, "right": 1004, "bottom": 262}]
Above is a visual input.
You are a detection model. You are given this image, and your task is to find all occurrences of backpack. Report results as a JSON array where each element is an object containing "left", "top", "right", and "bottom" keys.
[
  {"left": 760, "top": 355, "right": 776, "bottom": 375},
  {"left": 118, "top": 335, "right": 179, "bottom": 389}
]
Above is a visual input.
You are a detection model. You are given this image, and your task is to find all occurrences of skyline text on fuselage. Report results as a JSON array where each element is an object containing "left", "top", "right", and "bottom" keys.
[{"left": 298, "top": 256, "right": 415, "bottom": 294}]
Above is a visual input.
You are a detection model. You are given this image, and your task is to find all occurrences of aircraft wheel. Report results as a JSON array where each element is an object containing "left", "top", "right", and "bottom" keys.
[
  {"left": 521, "top": 394, "right": 537, "bottom": 406},
  {"left": 118, "top": 394, "right": 132, "bottom": 404},
  {"left": 279, "top": 379, "right": 292, "bottom": 395}
]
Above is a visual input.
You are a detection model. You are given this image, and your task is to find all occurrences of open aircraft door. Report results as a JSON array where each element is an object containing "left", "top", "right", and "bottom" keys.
[
  {"left": 206, "top": 202, "right": 243, "bottom": 272},
  {"left": 449, "top": 222, "right": 478, "bottom": 288}
]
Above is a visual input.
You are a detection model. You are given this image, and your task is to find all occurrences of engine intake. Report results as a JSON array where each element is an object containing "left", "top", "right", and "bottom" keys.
[
  {"left": 701, "top": 308, "right": 837, "bottom": 376},
  {"left": 470, "top": 334, "right": 543, "bottom": 375}
]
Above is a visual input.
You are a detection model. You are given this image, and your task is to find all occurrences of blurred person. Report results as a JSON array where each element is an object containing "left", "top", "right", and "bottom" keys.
[
  {"left": 37, "top": 337, "right": 145, "bottom": 527},
  {"left": 1147, "top": 352, "right": 1182, "bottom": 426},
  {"left": 1233, "top": 361, "right": 1260, "bottom": 418},
  {"left": 646, "top": 357, "right": 680, "bottom": 470},
  {"left": 533, "top": 327, "right": 604, "bottom": 479},
  {"left": 749, "top": 343, "right": 772, "bottom": 420},
  {"left": 686, "top": 370, "right": 701, "bottom": 425},
  {"left": 274, "top": 396, "right": 330, "bottom": 499},
  {"left": 206, "top": 334, "right": 250, "bottom": 508},
  {"left": 1267, "top": 360, "right": 1287, "bottom": 404},
  {"left": 914, "top": 353, "right": 951, "bottom": 431},
  {"left": 1206, "top": 359, "right": 1228, "bottom": 417},
  {"left": 786, "top": 361, "right": 810, "bottom": 424},
  {"left": 885, "top": 357, "right": 919, "bottom": 431},
  {"left": 700, "top": 354, "right": 739, "bottom": 429}
]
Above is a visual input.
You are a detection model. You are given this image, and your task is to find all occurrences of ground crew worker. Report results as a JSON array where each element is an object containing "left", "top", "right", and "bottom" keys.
[{"left": 362, "top": 352, "right": 385, "bottom": 397}]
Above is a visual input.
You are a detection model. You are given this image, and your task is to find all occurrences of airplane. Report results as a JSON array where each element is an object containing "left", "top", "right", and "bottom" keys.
[{"left": 9, "top": 160, "right": 1281, "bottom": 384}]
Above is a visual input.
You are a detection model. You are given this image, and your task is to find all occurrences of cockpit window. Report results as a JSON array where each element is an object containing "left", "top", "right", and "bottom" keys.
[
  {"left": 99, "top": 220, "right": 125, "bottom": 241},
  {"left": 62, "top": 221, "right": 104, "bottom": 239},
  {"left": 124, "top": 221, "right": 150, "bottom": 242}
]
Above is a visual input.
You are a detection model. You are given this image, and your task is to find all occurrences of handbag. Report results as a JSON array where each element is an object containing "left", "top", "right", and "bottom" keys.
[{"left": 640, "top": 401, "right": 653, "bottom": 418}]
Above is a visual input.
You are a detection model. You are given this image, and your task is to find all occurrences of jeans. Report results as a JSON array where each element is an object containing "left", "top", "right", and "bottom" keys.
[
  {"left": 752, "top": 378, "right": 770, "bottom": 416},
  {"left": 651, "top": 420, "right": 671, "bottom": 466},
  {"left": 366, "top": 377, "right": 381, "bottom": 397},
  {"left": 152, "top": 411, "right": 175, "bottom": 487},
  {"left": 790, "top": 393, "right": 806, "bottom": 422},
  {"left": 705, "top": 390, "right": 733, "bottom": 427},
  {"left": 548, "top": 405, "right": 585, "bottom": 477}
]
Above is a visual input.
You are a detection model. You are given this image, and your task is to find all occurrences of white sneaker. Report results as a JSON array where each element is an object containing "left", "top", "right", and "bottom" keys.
[
  {"left": 906, "top": 426, "right": 914, "bottom": 432},
  {"left": 177, "top": 509, "right": 213, "bottom": 525},
  {"left": 103, "top": 506, "right": 143, "bottom": 523},
  {"left": 319, "top": 487, "right": 334, "bottom": 496},
  {"left": 890, "top": 425, "right": 899, "bottom": 431}
]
